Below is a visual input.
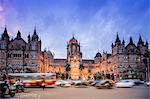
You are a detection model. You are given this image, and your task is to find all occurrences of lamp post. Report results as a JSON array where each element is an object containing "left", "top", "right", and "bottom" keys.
[
  {"left": 5, "top": 43, "right": 9, "bottom": 74},
  {"left": 22, "top": 46, "right": 25, "bottom": 73},
  {"left": 147, "top": 58, "right": 150, "bottom": 81}
]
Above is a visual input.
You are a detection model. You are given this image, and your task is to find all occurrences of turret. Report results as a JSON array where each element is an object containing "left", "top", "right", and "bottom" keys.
[
  {"left": 1, "top": 27, "right": 9, "bottom": 41},
  {"left": 30, "top": 28, "right": 41, "bottom": 51},
  {"left": 0, "top": 27, "right": 10, "bottom": 49},
  {"left": 16, "top": 30, "right": 21, "bottom": 39},
  {"left": 32, "top": 27, "right": 39, "bottom": 41},
  {"left": 112, "top": 33, "right": 125, "bottom": 55},
  {"left": 137, "top": 35, "right": 144, "bottom": 46},
  {"left": 122, "top": 39, "right": 125, "bottom": 46},
  {"left": 129, "top": 37, "right": 134, "bottom": 45},
  {"left": 94, "top": 52, "right": 102, "bottom": 63},
  {"left": 28, "top": 34, "right": 31, "bottom": 42},
  {"left": 115, "top": 33, "right": 121, "bottom": 45},
  {"left": 145, "top": 41, "right": 148, "bottom": 49}
]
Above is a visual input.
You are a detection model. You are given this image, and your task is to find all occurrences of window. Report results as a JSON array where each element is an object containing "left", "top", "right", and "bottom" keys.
[
  {"left": 32, "top": 42, "right": 36, "bottom": 50},
  {"left": 25, "top": 54, "right": 29, "bottom": 58},
  {"left": 8, "top": 54, "right": 11, "bottom": 58},
  {"left": 124, "top": 56, "right": 128, "bottom": 62}
]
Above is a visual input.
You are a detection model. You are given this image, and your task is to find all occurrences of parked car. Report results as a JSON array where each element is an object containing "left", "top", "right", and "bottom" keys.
[
  {"left": 133, "top": 79, "right": 144, "bottom": 85},
  {"left": 115, "top": 80, "right": 135, "bottom": 88},
  {"left": 145, "top": 82, "right": 150, "bottom": 86},
  {"left": 72, "top": 80, "right": 83, "bottom": 85},
  {"left": 55, "top": 80, "right": 65, "bottom": 86},
  {"left": 90, "top": 80, "right": 101, "bottom": 86},
  {"left": 95, "top": 80, "right": 114, "bottom": 89},
  {"left": 75, "top": 82, "right": 88, "bottom": 88},
  {"left": 61, "top": 81, "right": 71, "bottom": 87}
]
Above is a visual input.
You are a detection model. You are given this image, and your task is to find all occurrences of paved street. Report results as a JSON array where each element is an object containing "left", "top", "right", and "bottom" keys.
[{"left": 7, "top": 86, "right": 149, "bottom": 99}]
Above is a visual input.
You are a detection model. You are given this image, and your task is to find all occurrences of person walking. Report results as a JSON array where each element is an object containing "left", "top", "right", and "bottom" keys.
[{"left": 41, "top": 79, "right": 45, "bottom": 91}]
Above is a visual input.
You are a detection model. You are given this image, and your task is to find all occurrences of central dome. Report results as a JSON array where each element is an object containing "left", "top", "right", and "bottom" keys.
[{"left": 69, "top": 36, "right": 78, "bottom": 44}]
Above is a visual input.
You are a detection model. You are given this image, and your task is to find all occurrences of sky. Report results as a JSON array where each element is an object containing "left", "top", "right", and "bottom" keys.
[{"left": 0, "top": 0, "right": 149, "bottom": 59}]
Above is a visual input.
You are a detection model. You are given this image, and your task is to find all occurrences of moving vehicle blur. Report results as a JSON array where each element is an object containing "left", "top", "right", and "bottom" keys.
[
  {"left": 145, "top": 81, "right": 150, "bottom": 86},
  {"left": 75, "top": 82, "right": 88, "bottom": 88},
  {"left": 95, "top": 80, "right": 114, "bottom": 89},
  {"left": 115, "top": 80, "right": 135, "bottom": 88},
  {"left": 0, "top": 81, "right": 16, "bottom": 98},
  {"left": 15, "top": 79, "right": 24, "bottom": 92},
  {"left": 8, "top": 73, "right": 56, "bottom": 88}
]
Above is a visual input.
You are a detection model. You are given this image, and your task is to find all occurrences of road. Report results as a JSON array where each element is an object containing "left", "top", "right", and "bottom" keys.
[{"left": 8, "top": 86, "right": 149, "bottom": 99}]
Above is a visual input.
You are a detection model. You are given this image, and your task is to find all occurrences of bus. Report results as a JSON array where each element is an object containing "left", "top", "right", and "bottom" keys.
[{"left": 8, "top": 73, "right": 56, "bottom": 87}]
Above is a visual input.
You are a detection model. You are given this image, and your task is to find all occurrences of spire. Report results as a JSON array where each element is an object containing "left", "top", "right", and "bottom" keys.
[
  {"left": 138, "top": 34, "right": 144, "bottom": 45},
  {"left": 4, "top": 26, "right": 7, "bottom": 34},
  {"left": 2, "top": 26, "right": 9, "bottom": 40},
  {"left": 16, "top": 30, "right": 21, "bottom": 39},
  {"left": 33, "top": 26, "right": 37, "bottom": 35},
  {"left": 115, "top": 33, "right": 121, "bottom": 44},
  {"left": 28, "top": 34, "right": 31, "bottom": 42},
  {"left": 111, "top": 43, "right": 114, "bottom": 47},
  {"left": 32, "top": 27, "right": 39, "bottom": 41},
  {"left": 145, "top": 40, "right": 148, "bottom": 47},
  {"left": 122, "top": 39, "right": 125, "bottom": 45},
  {"left": 129, "top": 37, "right": 134, "bottom": 45}
]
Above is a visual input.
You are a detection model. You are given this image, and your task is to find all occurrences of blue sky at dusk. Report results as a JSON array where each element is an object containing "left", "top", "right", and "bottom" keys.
[{"left": 0, "top": 0, "right": 149, "bottom": 58}]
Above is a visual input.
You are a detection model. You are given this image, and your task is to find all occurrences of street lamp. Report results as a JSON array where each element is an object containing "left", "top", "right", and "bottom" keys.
[
  {"left": 147, "top": 58, "right": 150, "bottom": 82},
  {"left": 22, "top": 46, "right": 25, "bottom": 73}
]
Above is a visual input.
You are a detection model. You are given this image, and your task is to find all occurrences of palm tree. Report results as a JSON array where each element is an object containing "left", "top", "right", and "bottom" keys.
[
  {"left": 94, "top": 72, "right": 102, "bottom": 80},
  {"left": 79, "top": 64, "right": 84, "bottom": 80},
  {"left": 66, "top": 63, "right": 70, "bottom": 79}
]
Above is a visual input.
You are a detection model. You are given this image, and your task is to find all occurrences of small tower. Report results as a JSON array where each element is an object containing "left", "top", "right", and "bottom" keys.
[
  {"left": 137, "top": 35, "right": 144, "bottom": 46},
  {"left": 16, "top": 30, "right": 21, "bottom": 39},
  {"left": 145, "top": 41, "right": 148, "bottom": 49},
  {"left": 137, "top": 35, "right": 148, "bottom": 55},
  {"left": 94, "top": 52, "right": 102, "bottom": 64},
  {"left": 112, "top": 33, "right": 125, "bottom": 55},
  {"left": 67, "top": 35, "right": 82, "bottom": 80},
  {"left": 0, "top": 27, "right": 10, "bottom": 49},
  {"left": 31, "top": 27, "right": 41, "bottom": 51},
  {"left": 1, "top": 27, "right": 9, "bottom": 41},
  {"left": 32, "top": 27, "right": 39, "bottom": 41}
]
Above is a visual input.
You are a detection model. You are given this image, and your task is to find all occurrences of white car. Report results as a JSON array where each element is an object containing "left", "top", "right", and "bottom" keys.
[
  {"left": 72, "top": 80, "right": 82, "bottom": 85},
  {"left": 115, "top": 80, "right": 135, "bottom": 88},
  {"left": 61, "top": 81, "right": 71, "bottom": 87},
  {"left": 145, "top": 82, "right": 150, "bottom": 86},
  {"left": 55, "top": 80, "right": 65, "bottom": 86}
]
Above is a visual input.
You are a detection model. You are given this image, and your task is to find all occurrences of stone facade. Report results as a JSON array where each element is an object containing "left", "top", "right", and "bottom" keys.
[
  {"left": 97, "top": 34, "right": 149, "bottom": 81},
  {"left": 0, "top": 27, "right": 49, "bottom": 74},
  {"left": 48, "top": 34, "right": 149, "bottom": 81},
  {"left": 0, "top": 27, "right": 149, "bottom": 80}
]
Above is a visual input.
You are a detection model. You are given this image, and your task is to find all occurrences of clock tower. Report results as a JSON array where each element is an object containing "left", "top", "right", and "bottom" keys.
[{"left": 67, "top": 36, "right": 82, "bottom": 80}]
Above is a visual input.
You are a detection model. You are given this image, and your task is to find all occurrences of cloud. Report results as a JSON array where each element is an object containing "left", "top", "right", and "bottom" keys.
[{"left": 0, "top": 0, "right": 149, "bottom": 59}]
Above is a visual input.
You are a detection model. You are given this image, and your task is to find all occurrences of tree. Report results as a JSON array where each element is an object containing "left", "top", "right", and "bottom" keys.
[
  {"left": 94, "top": 72, "right": 102, "bottom": 80},
  {"left": 79, "top": 64, "right": 84, "bottom": 70},
  {"left": 66, "top": 63, "right": 70, "bottom": 79},
  {"left": 79, "top": 64, "right": 84, "bottom": 80},
  {"left": 61, "top": 73, "right": 65, "bottom": 80}
]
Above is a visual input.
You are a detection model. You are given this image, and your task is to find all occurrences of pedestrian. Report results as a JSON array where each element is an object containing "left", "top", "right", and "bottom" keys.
[{"left": 41, "top": 79, "right": 45, "bottom": 91}]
